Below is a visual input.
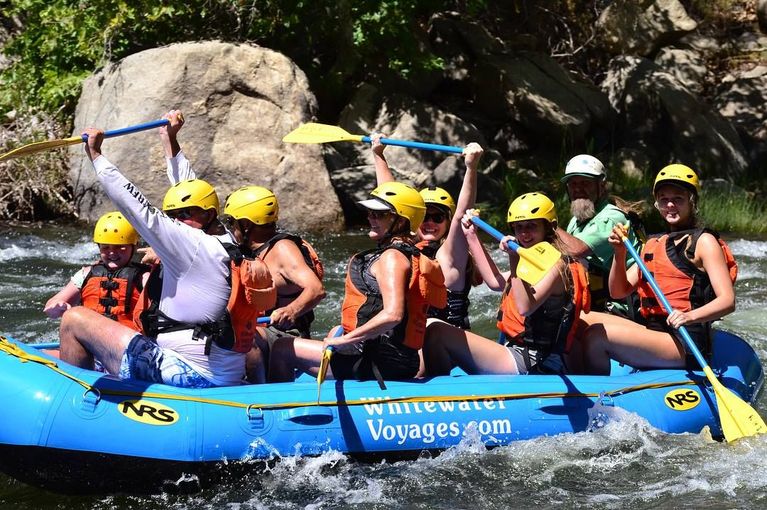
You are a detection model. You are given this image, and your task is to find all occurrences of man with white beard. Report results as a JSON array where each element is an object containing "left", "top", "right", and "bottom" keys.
[{"left": 556, "top": 155, "right": 643, "bottom": 318}]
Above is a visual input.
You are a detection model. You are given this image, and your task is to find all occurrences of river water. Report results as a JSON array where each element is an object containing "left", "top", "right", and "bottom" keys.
[{"left": 1, "top": 221, "right": 767, "bottom": 509}]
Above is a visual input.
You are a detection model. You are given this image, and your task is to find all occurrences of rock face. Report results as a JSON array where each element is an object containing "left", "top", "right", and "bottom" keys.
[
  {"left": 70, "top": 41, "right": 344, "bottom": 232},
  {"left": 602, "top": 55, "right": 749, "bottom": 180},
  {"left": 63, "top": 1, "right": 767, "bottom": 231}
]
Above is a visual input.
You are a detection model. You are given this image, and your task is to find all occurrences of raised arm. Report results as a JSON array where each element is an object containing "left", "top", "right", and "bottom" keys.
[
  {"left": 159, "top": 109, "right": 196, "bottom": 184},
  {"left": 437, "top": 143, "right": 483, "bottom": 290},
  {"left": 371, "top": 133, "right": 395, "bottom": 185},
  {"left": 462, "top": 210, "right": 507, "bottom": 291}
]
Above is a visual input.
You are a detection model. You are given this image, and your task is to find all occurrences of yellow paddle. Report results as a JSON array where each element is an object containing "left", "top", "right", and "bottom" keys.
[
  {"left": 283, "top": 123, "right": 465, "bottom": 154},
  {"left": 0, "top": 119, "right": 170, "bottom": 162},
  {"left": 618, "top": 227, "right": 766, "bottom": 441},
  {"left": 317, "top": 327, "right": 343, "bottom": 403},
  {"left": 469, "top": 215, "right": 562, "bottom": 285}
]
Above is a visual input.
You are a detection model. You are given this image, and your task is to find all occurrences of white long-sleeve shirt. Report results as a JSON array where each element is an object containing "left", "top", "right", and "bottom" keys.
[
  {"left": 92, "top": 155, "right": 244, "bottom": 385},
  {"left": 166, "top": 150, "right": 196, "bottom": 183}
]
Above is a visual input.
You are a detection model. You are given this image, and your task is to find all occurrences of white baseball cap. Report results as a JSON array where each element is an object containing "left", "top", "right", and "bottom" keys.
[{"left": 561, "top": 154, "right": 606, "bottom": 182}]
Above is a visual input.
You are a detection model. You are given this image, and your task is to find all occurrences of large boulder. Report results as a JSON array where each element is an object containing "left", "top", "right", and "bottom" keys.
[
  {"left": 597, "top": 0, "right": 697, "bottom": 56},
  {"left": 70, "top": 41, "right": 343, "bottom": 232},
  {"left": 715, "top": 65, "right": 767, "bottom": 178},
  {"left": 471, "top": 51, "right": 615, "bottom": 152},
  {"left": 602, "top": 55, "right": 749, "bottom": 180}
]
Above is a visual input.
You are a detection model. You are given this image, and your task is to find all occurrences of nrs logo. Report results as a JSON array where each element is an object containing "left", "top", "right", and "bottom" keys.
[
  {"left": 664, "top": 389, "right": 701, "bottom": 411},
  {"left": 119, "top": 399, "right": 178, "bottom": 425}
]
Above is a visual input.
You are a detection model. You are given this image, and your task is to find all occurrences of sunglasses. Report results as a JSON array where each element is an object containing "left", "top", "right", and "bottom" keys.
[
  {"left": 367, "top": 209, "right": 392, "bottom": 220},
  {"left": 423, "top": 212, "right": 446, "bottom": 224},
  {"left": 167, "top": 208, "right": 197, "bottom": 220}
]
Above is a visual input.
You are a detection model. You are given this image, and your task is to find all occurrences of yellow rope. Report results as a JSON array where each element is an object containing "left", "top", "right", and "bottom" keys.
[{"left": 0, "top": 336, "right": 698, "bottom": 412}]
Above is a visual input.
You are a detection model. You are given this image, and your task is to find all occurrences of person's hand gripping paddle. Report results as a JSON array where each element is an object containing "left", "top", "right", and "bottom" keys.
[
  {"left": 469, "top": 213, "right": 561, "bottom": 285},
  {"left": 616, "top": 225, "right": 766, "bottom": 442}
]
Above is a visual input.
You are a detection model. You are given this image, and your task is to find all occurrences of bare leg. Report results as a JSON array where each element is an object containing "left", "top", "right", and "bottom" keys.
[
  {"left": 423, "top": 321, "right": 519, "bottom": 376},
  {"left": 59, "top": 307, "right": 137, "bottom": 374},
  {"left": 245, "top": 346, "right": 266, "bottom": 384},
  {"left": 583, "top": 317, "right": 686, "bottom": 375},
  {"left": 268, "top": 336, "right": 325, "bottom": 382}
]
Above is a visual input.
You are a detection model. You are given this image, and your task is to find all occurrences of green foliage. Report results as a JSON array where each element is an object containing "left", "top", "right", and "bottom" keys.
[
  {"left": 699, "top": 187, "right": 767, "bottom": 234},
  {"left": 0, "top": 0, "right": 472, "bottom": 119}
]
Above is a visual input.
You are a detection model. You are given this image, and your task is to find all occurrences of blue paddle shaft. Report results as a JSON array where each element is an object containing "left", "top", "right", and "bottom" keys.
[
  {"left": 80, "top": 119, "right": 170, "bottom": 142},
  {"left": 361, "top": 135, "right": 463, "bottom": 154},
  {"left": 256, "top": 316, "right": 271, "bottom": 325},
  {"left": 621, "top": 238, "right": 708, "bottom": 369},
  {"left": 469, "top": 216, "right": 521, "bottom": 252}
]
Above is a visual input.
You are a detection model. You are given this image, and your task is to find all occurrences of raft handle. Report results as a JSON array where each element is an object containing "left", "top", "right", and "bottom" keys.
[
  {"left": 246, "top": 404, "right": 265, "bottom": 430},
  {"left": 285, "top": 406, "right": 334, "bottom": 425},
  {"left": 81, "top": 387, "right": 102, "bottom": 413}
]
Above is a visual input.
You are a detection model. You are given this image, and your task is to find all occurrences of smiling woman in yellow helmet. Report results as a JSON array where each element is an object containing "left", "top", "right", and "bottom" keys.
[
  {"left": 43, "top": 211, "right": 150, "bottom": 329},
  {"left": 268, "top": 180, "right": 448, "bottom": 385},
  {"left": 368, "top": 133, "right": 485, "bottom": 335},
  {"left": 581, "top": 164, "right": 738, "bottom": 374},
  {"left": 424, "top": 192, "right": 591, "bottom": 376}
]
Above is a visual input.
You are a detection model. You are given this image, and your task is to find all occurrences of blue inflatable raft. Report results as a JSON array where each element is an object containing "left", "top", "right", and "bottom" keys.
[{"left": 0, "top": 330, "right": 762, "bottom": 494}]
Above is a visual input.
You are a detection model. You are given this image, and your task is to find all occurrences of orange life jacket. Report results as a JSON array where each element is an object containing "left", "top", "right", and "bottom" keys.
[
  {"left": 496, "top": 258, "right": 590, "bottom": 354},
  {"left": 341, "top": 242, "right": 447, "bottom": 350},
  {"left": 133, "top": 242, "right": 276, "bottom": 353},
  {"left": 81, "top": 262, "right": 149, "bottom": 328},
  {"left": 637, "top": 228, "right": 737, "bottom": 320}
]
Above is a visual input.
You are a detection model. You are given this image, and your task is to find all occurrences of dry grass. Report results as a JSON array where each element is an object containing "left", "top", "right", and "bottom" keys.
[{"left": 0, "top": 111, "right": 76, "bottom": 221}]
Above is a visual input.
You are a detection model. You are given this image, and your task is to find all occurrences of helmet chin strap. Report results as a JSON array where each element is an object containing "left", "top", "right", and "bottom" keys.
[
  {"left": 201, "top": 210, "right": 220, "bottom": 234},
  {"left": 378, "top": 216, "right": 406, "bottom": 246}
]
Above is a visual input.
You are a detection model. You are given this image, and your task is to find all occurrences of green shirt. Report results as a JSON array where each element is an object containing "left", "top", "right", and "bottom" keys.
[{"left": 566, "top": 200, "right": 641, "bottom": 315}]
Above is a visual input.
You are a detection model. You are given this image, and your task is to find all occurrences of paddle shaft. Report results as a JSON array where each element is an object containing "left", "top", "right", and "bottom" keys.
[
  {"left": 96, "top": 118, "right": 170, "bottom": 140},
  {"left": 620, "top": 237, "right": 707, "bottom": 368},
  {"left": 360, "top": 135, "right": 463, "bottom": 154},
  {"left": 470, "top": 216, "right": 522, "bottom": 252}
]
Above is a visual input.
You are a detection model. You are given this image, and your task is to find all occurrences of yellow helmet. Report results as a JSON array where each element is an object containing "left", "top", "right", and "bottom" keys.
[
  {"left": 162, "top": 179, "right": 219, "bottom": 212},
  {"left": 360, "top": 182, "right": 426, "bottom": 232},
  {"left": 507, "top": 192, "right": 558, "bottom": 227},
  {"left": 420, "top": 186, "right": 456, "bottom": 215},
  {"left": 93, "top": 211, "right": 139, "bottom": 245},
  {"left": 653, "top": 164, "right": 701, "bottom": 195},
  {"left": 223, "top": 186, "right": 279, "bottom": 225}
]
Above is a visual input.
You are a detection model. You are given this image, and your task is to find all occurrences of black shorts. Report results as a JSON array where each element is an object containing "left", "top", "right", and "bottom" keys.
[
  {"left": 645, "top": 317, "right": 712, "bottom": 369},
  {"left": 329, "top": 338, "right": 419, "bottom": 381}
]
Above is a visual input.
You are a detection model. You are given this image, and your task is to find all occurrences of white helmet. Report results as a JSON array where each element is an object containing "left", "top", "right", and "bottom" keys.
[{"left": 561, "top": 154, "right": 606, "bottom": 183}]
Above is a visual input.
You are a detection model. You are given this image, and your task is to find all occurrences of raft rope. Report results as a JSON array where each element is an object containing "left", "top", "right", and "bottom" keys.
[{"left": 0, "top": 336, "right": 699, "bottom": 412}]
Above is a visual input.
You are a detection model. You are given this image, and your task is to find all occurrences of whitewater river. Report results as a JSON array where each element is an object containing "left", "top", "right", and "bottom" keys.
[{"left": 1, "top": 221, "right": 767, "bottom": 509}]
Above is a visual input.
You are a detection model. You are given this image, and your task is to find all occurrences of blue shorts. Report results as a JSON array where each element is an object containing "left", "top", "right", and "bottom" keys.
[{"left": 119, "top": 334, "right": 216, "bottom": 389}]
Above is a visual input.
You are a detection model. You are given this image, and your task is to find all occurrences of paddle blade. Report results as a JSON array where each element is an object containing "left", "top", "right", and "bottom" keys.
[
  {"left": 516, "top": 241, "right": 562, "bottom": 285},
  {"left": 316, "top": 347, "right": 334, "bottom": 403},
  {"left": 704, "top": 367, "right": 767, "bottom": 441},
  {"left": 282, "top": 123, "right": 364, "bottom": 144},
  {"left": 0, "top": 136, "right": 82, "bottom": 162}
]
